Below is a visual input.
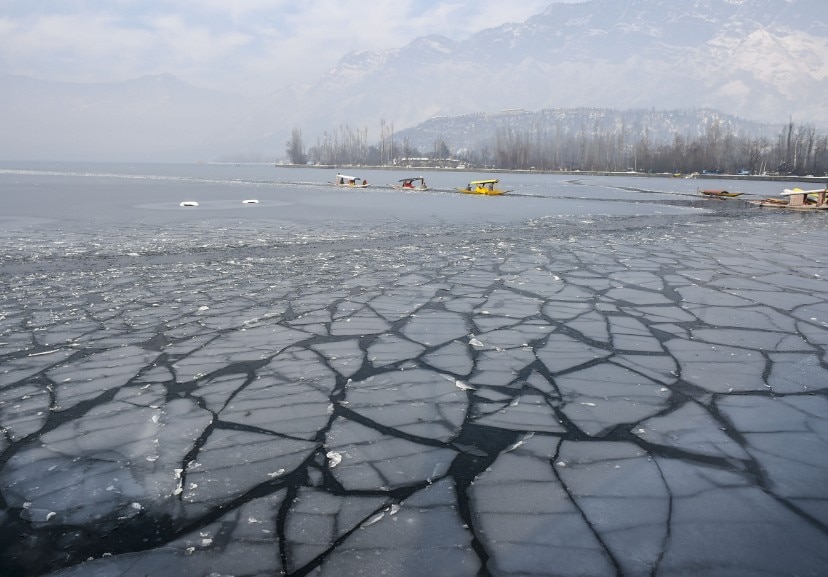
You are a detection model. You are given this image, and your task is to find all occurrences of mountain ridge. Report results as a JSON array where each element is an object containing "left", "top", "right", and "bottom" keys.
[
  {"left": 1, "top": 0, "right": 825, "bottom": 161},
  {"left": 296, "top": 0, "right": 827, "bottom": 134}
]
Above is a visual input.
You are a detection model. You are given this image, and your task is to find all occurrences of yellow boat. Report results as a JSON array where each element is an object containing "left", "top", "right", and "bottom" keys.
[{"left": 456, "top": 179, "right": 507, "bottom": 195}]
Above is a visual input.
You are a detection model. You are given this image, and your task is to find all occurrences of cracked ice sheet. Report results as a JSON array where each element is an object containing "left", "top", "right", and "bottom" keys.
[
  {"left": 324, "top": 417, "right": 455, "bottom": 491},
  {"left": 470, "top": 435, "right": 618, "bottom": 576},
  {"left": 304, "top": 479, "right": 480, "bottom": 577},
  {"left": 633, "top": 401, "right": 751, "bottom": 462},
  {"left": 0, "top": 383, "right": 51, "bottom": 441},
  {"left": 183, "top": 428, "right": 315, "bottom": 513},
  {"left": 2, "top": 393, "right": 211, "bottom": 528},
  {"left": 664, "top": 338, "right": 767, "bottom": 393},
  {"left": 3, "top": 185, "right": 828, "bottom": 576},
  {"left": 49, "top": 345, "right": 162, "bottom": 409},
  {"left": 473, "top": 390, "right": 565, "bottom": 433},
  {"left": 0, "top": 349, "right": 75, "bottom": 387},
  {"left": 344, "top": 367, "right": 468, "bottom": 441},
  {"left": 45, "top": 491, "right": 287, "bottom": 577},
  {"left": 554, "top": 441, "right": 671, "bottom": 577},
  {"left": 171, "top": 324, "right": 311, "bottom": 381},
  {"left": 717, "top": 395, "right": 828, "bottom": 524},
  {"left": 555, "top": 363, "right": 671, "bottom": 436},
  {"left": 655, "top": 457, "right": 828, "bottom": 576},
  {"left": 400, "top": 309, "right": 469, "bottom": 346},
  {"left": 286, "top": 487, "right": 390, "bottom": 572}
]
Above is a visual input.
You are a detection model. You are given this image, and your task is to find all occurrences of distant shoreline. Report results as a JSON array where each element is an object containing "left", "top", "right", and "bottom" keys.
[{"left": 275, "top": 164, "right": 828, "bottom": 184}]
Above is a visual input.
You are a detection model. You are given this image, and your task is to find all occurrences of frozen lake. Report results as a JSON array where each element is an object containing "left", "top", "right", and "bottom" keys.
[{"left": 1, "top": 163, "right": 827, "bottom": 576}]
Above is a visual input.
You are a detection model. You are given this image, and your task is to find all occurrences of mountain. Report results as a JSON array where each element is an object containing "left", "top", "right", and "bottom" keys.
[
  {"left": 392, "top": 108, "right": 781, "bottom": 154},
  {"left": 2, "top": 0, "right": 825, "bottom": 162},
  {"left": 287, "top": 0, "right": 827, "bottom": 140}
]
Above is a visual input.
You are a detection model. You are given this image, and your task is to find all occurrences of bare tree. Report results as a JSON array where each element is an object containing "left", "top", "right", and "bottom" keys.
[{"left": 285, "top": 128, "right": 307, "bottom": 165}]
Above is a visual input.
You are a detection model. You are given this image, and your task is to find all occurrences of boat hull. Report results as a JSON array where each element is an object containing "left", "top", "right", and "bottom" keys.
[
  {"left": 390, "top": 185, "right": 429, "bottom": 191},
  {"left": 456, "top": 187, "right": 505, "bottom": 196},
  {"left": 748, "top": 200, "right": 828, "bottom": 210},
  {"left": 699, "top": 189, "right": 743, "bottom": 198}
]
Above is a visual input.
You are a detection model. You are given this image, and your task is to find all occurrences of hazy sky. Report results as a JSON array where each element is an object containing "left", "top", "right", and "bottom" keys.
[{"left": 0, "top": 1, "right": 565, "bottom": 93}]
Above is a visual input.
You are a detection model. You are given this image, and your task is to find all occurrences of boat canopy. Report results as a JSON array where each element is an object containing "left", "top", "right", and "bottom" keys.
[
  {"left": 782, "top": 187, "right": 826, "bottom": 196},
  {"left": 469, "top": 179, "right": 499, "bottom": 185},
  {"left": 337, "top": 173, "right": 358, "bottom": 180},
  {"left": 399, "top": 177, "right": 425, "bottom": 183}
]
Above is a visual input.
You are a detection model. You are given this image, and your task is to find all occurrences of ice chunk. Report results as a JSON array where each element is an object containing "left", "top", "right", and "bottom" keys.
[
  {"left": 368, "top": 286, "right": 439, "bottom": 321},
  {"left": 470, "top": 435, "right": 615, "bottom": 576},
  {"left": 314, "top": 479, "right": 479, "bottom": 577},
  {"left": 634, "top": 401, "right": 750, "bottom": 460},
  {"left": 535, "top": 333, "right": 611, "bottom": 374},
  {"left": 172, "top": 324, "right": 310, "bottom": 381},
  {"left": 608, "top": 316, "right": 663, "bottom": 352},
  {"left": 400, "top": 310, "right": 469, "bottom": 346},
  {"left": 345, "top": 368, "right": 467, "bottom": 441},
  {"left": 473, "top": 391, "right": 565, "bottom": 433},
  {"left": 422, "top": 340, "right": 474, "bottom": 375},
  {"left": 48, "top": 346, "right": 158, "bottom": 409},
  {"left": 766, "top": 353, "right": 828, "bottom": 393},
  {"left": 220, "top": 373, "right": 333, "bottom": 439},
  {"left": 718, "top": 395, "right": 828, "bottom": 518},
  {"left": 656, "top": 456, "right": 828, "bottom": 576},
  {"left": 285, "top": 487, "right": 388, "bottom": 572},
  {"left": 684, "top": 304, "right": 796, "bottom": 333},
  {"left": 311, "top": 339, "right": 365, "bottom": 378},
  {"left": 367, "top": 333, "right": 425, "bottom": 368},
  {"left": 183, "top": 429, "right": 316, "bottom": 510},
  {"left": 476, "top": 288, "right": 542, "bottom": 318},
  {"left": 664, "top": 338, "right": 767, "bottom": 393},
  {"left": 469, "top": 347, "right": 536, "bottom": 388},
  {"left": 324, "top": 418, "right": 455, "bottom": 490},
  {"left": 330, "top": 306, "right": 391, "bottom": 336},
  {"left": 557, "top": 441, "right": 668, "bottom": 575},
  {"left": 0, "top": 383, "right": 51, "bottom": 441},
  {"left": 604, "top": 286, "right": 673, "bottom": 305},
  {"left": 555, "top": 364, "right": 670, "bottom": 436}
]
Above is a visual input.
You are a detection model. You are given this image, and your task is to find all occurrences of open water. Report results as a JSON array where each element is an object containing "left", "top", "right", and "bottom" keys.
[{"left": 1, "top": 163, "right": 827, "bottom": 576}]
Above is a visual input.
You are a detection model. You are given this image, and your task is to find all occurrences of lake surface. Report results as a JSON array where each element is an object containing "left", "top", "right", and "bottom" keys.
[{"left": 1, "top": 163, "right": 827, "bottom": 576}]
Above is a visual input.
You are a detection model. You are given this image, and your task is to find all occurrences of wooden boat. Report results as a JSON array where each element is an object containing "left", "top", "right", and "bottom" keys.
[
  {"left": 748, "top": 187, "right": 828, "bottom": 210},
  {"left": 334, "top": 173, "right": 369, "bottom": 188},
  {"left": 747, "top": 198, "right": 788, "bottom": 208},
  {"left": 389, "top": 177, "right": 428, "bottom": 191},
  {"left": 456, "top": 179, "right": 507, "bottom": 196},
  {"left": 698, "top": 188, "right": 743, "bottom": 198},
  {"left": 781, "top": 187, "right": 828, "bottom": 209}
]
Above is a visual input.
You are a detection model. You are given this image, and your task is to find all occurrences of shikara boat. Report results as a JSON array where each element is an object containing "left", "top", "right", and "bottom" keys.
[
  {"left": 334, "top": 174, "right": 369, "bottom": 188},
  {"left": 748, "top": 187, "right": 828, "bottom": 210},
  {"left": 698, "top": 188, "right": 743, "bottom": 198},
  {"left": 456, "top": 179, "right": 507, "bottom": 195},
  {"left": 389, "top": 177, "right": 429, "bottom": 191}
]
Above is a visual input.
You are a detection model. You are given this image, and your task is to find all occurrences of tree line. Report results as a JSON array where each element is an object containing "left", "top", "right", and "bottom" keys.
[{"left": 286, "top": 117, "right": 828, "bottom": 176}]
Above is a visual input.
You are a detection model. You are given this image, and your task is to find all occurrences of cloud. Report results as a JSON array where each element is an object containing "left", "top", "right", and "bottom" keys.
[{"left": 0, "top": 0, "right": 551, "bottom": 90}]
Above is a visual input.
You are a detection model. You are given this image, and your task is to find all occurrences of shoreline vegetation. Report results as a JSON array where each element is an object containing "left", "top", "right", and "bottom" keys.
[
  {"left": 285, "top": 115, "right": 828, "bottom": 179},
  {"left": 274, "top": 164, "right": 828, "bottom": 184}
]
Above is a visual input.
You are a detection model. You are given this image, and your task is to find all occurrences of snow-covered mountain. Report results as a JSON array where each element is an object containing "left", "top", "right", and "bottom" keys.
[
  {"left": 289, "top": 0, "right": 827, "bottom": 138},
  {"left": 1, "top": 0, "right": 824, "bottom": 161},
  {"left": 393, "top": 107, "right": 780, "bottom": 155}
]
